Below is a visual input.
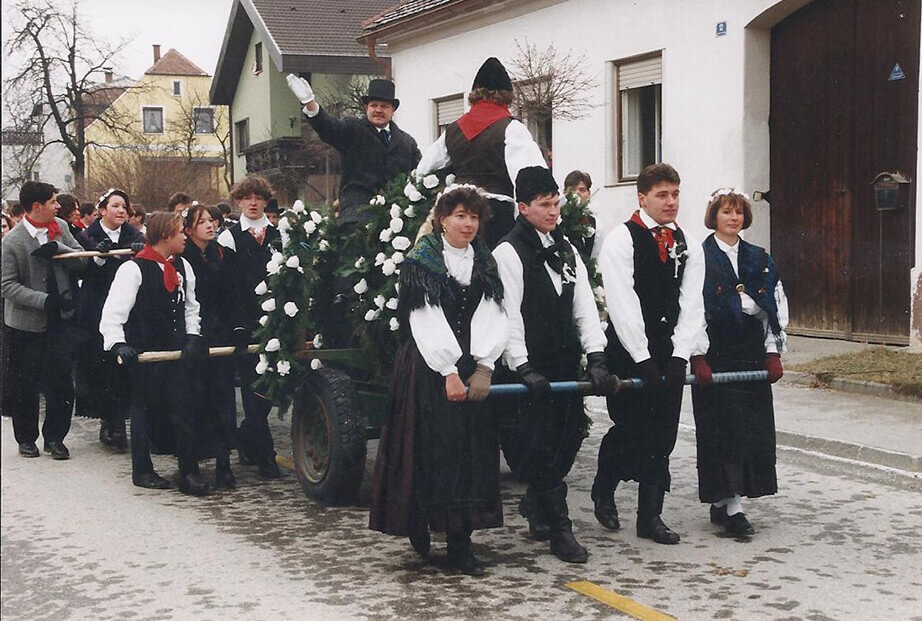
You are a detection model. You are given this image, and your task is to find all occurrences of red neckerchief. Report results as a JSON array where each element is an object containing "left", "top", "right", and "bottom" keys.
[
  {"left": 135, "top": 245, "right": 180, "bottom": 293},
  {"left": 456, "top": 101, "right": 512, "bottom": 140},
  {"left": 74, "top": 220, "right": 87, "bottom": 229},
  {"left": 631, "top": 210, "right": 675, "bottom": 263},
  {"left": 24, "top": 214, "right": 62, "bottom": 241}
]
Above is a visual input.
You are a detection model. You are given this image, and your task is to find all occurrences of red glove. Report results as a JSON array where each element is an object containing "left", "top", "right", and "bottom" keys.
[
  {"left": 690, "top": 355, "right": 712, "bottom": 386},
  {"left": 764, "top": 353, "right": 783, "bottom": 383}
]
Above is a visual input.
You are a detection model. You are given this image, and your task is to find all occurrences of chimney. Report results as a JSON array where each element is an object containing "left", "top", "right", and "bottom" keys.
[
  {"left": 103, "top": 67, "right": 113, "bottom": 83},
  {"left": 153, "top": 44, "right": 161, "bottom": 63}
]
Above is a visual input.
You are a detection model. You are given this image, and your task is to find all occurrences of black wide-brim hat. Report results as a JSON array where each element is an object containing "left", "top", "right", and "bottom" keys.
[
  {"left": 361, "top": 78, "right": 400, "bottom": 109},
  {"left": 472, "top": 57, "right": 513, "bottom": 92}
]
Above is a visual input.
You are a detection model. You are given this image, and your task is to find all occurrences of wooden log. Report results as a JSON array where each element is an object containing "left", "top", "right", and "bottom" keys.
[
  {"left": 122, "top": 342, "right": 315, "bottom": 364},
  {"left": 52, "top": 248, "right": 135, "bottom": 260}
]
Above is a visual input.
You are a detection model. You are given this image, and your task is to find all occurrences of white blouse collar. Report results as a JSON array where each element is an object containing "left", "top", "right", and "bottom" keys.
[
  {"left": 715, "top": 236, "right": 740, "bottom": 254},
  {"left": 240, "top": 214, "right": 270, "bottom": 231}
]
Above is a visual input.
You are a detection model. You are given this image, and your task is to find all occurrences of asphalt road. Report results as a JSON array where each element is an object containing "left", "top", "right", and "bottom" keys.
[{"left": 2, "top": 385, "right": 921, "bottom": 621}]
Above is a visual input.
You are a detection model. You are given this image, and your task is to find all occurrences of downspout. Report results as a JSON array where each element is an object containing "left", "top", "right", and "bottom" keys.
[{"left": 365, "top": 36, "right": 391, "bottom": 79}]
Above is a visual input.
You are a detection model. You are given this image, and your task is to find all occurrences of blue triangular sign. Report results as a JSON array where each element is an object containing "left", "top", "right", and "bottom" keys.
[{"left": 888, "top": 63, "right": 906, "bottom": 81}]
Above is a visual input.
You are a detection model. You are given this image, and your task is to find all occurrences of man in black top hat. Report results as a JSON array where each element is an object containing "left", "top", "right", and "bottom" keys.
[
  {"left": 418, "top": 57, "right": 547, "bottom": 248},
  {"left": 286, "top": 75, "right": 421, "bottom": 230}
]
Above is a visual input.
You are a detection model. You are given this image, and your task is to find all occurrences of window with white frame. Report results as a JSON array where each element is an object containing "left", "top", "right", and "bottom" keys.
[
  {"left": 434, "top": 94, "right": 464, "bottom": 138},
  {"left": 615, "top": 54, "right": 662, "bottom": 181},
  {"left": 172, "top": 80, "right": 182, "bottom": 96},
  {"left": 235, "top": 119, "right": 249, "bottom": 152},
  {"left": 142, "top": 106, "right": 164, "bottom": 133},
  {"left": 194, "top": 107, "right": 215, "bottom": 133},
  {"left": 254, "top": 42, "right": 263, "bottom": 74}
]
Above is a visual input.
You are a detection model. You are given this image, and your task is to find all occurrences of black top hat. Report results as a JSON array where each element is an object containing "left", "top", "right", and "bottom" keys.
[
  {"left": 361, "top": 79, "right": 400, "bottom": 109},
  {"left": 472, "top": 57, "right": 513, "bottom": 92},
  {"left": 515, "top": 166, "right": 558, "bottom": 204},
  {"left": 265, "top": 198, "right": 280, "bottom": 213}
]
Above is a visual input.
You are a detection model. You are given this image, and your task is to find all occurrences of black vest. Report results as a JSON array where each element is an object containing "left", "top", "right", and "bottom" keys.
[
  {"left": 505, "top": 220, "right": 580, "bottom": 373},
  {"left": 608, "top": 220, "right": 687, "bottom": 366},
  {"left": 125, "top": 258, "right": 187, "bottom": 351},
  {"left": 229, "top": 224, "right": 279, "bottom": 326},
  {"left": 439, "top": 279, "right": 482, "bottom": 380},
  {"left": 445, "top": 117, "right": 515, "bottom": 197},
  {"left": 182, "top": 240, "right": 231, "bottom": 344}
]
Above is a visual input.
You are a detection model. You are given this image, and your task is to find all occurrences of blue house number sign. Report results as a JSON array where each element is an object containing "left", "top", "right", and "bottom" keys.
[{"left": 716, "top": 21, "right": 727, "bottom": 36}]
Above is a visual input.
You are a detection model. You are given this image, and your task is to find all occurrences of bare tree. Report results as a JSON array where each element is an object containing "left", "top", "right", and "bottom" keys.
[
  {"left": 168, "top": 91, "right": 232, "bottom": 193},
  {"left": 508, "top": 39, "right": 598, "bottom": 123},
  {"left": 1, "top": 92, "right": 45, "bottom": 192},
  {"left": 4, "top": 0, "right": 140, "bottom": 194}
]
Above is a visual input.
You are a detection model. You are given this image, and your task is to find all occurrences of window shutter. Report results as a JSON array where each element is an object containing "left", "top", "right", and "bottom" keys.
[
  {"left": 436, "top": 96, "right": 465, "bottom": 127},
  {"left": 618, "top": 56, "right": 662, "bottom": 91}
]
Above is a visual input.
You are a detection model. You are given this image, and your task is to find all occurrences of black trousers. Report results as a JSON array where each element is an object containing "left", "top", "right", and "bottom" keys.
[
  {"left": 128, "top": 362, "right": 198, "bottom": 476},
  {"left": 235, "top": 353, "right": 275, "bottom": 463},
  {"left": 3, "top": 323, "right": 74, "bottom": 445},
  {"left": 74, "top": 333, "right": 126, "bottom": 425}
]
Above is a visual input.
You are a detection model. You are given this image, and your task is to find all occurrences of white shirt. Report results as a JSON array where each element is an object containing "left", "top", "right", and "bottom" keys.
[
  {"left": 216, "top": 214, "right": 270, "bottom": 252},
  {"left": 21, "top": 217, "right": 50, "bottom": 245},
  {"left": 99, "top": 256, "right": 201, "bottom": 350},
  {"left": 416, "top": 119, "right": 547, "bottom": 205},
  {"left": 408, "top": 239, "right": 508, "bottom": 376},
  {"left": 714, "top": 236, "right": 789, "bottom": 353},
  {"left": 94, "top": 223, "right": 122, "bottom": 266},
  {"left": 493, "top": 231, "right": 606, "bottom": 369},
  {"left": 599, "top": 209, "right": 707, "bottom": 363}
]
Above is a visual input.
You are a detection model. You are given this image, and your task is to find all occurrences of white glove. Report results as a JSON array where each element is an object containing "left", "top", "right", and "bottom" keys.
[{"left": 286, "top": 73, "right": 315, "bottom": 105}]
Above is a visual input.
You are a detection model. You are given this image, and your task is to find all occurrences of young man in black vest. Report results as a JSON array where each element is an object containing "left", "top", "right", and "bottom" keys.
[
  {"left": 100, "top": 212, "right": 209, "bottom": 494},
  {"left": 418, "top": 57, "right": 547, "bottom": 249},
  {"left": 593, "top": 163, "right": 708, "bottom": 544},
  {"left": 493, "top": 166, "right": 611, "bottom": 564},
  {"left": 75, "top": 189, "right": 145, "bottom": 450},
  {"left": 216, "top": 175, "right": 282, "bottom": 479}
]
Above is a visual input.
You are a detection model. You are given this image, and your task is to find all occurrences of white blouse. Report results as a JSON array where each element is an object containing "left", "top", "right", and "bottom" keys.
[
  {"left": 714, "top": 236, "right": 789, "bottom": 353},
  {"left": 409, "top": 238, "right": 508, "bottom": 376}
]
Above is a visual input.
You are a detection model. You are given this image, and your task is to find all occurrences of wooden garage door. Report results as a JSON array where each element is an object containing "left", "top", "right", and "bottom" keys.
[{"left": 770, "top": 0, "right": 919, "bottom": 343}]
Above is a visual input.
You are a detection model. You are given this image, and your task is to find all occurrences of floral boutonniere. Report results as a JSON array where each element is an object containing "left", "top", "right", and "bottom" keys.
[{"left": 668, "top": 239, "right": 689, "bottom": 279}]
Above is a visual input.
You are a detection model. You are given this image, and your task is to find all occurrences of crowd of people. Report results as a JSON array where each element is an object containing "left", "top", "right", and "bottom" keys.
[{"left": 1, "top": 56, "right": 789, "bottom": 578}]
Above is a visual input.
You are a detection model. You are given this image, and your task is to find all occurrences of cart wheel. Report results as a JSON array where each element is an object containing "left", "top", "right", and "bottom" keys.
[{"left": 291, "top": 367, "right": 366, "bottom": 505}]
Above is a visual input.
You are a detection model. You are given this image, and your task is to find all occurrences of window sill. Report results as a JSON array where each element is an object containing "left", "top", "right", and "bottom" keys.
[{"left": 604, "top": 180, "right": 638, "bottom": 189}]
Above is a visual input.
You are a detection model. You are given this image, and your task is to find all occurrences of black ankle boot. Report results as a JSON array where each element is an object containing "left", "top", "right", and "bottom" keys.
[
  {"left": 519, "top": 487, "right": 551, "bottom": 541},
  {"left": 446, "top": 531, "right": 485, "bottom": 577},
  {"left": 409, "top": 527, "right": 430, "bottom": 559},
  {"left": 591, "top": 482, "right": 620, "bottom": 531},
  {"left": 636, "top": 483, "right": 679, "bottom": 544},
  {"left": 536, "top": 483, "right": 588, "bottom": 563},
  {"left": 215, "top": 457, "right": 236, "bottom": 490},
  {"left": 179, "top": 472, "right": 211, "bottom": 496},
  {"left": 109, "top": 418, "right": 128, "bottom": 452}
]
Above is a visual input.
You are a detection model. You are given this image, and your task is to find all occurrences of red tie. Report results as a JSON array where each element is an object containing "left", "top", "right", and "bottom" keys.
[
  {"left": 249, "top": 226, "right": 266, "bottom": 246},
  {"left": 631, "top": 211, "right": 675, "bottom": 263}
]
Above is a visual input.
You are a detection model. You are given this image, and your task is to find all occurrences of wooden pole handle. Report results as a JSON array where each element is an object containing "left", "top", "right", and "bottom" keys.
[{"left": 53, "top": 248, "right": 135, "bottom": 260}]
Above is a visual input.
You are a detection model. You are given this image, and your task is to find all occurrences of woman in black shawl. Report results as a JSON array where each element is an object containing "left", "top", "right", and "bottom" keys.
[
  {"left": 692, "top": 189, "right": 788, "bottom": 537},
  {"left": 369, "top": 185, "right": 508, "bottom": 576}
]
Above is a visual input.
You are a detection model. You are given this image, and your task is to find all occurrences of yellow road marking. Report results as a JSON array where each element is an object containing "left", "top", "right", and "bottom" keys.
[
  {"left": 567, "top": 581, "right": 677, "bottom": 621},
  {"left": 276, "top": 455, "right": 295, "bottom": 471}
]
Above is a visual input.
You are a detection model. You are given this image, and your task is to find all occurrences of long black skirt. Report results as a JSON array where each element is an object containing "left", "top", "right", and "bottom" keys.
[
  {"left": 370, "top": 341, "right": 502, "bottom": 536},
  {"left": 691, "top": 316, "right": 778, "bottom": 503}
]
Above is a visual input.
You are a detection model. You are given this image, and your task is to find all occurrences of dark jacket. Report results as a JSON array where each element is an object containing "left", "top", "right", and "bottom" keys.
[
  {"left": 76, "top": 220, "right": 145, "bottom": 340},
  {"left": 182, "top": 240, "right": 234, "bottom": 345},
  {"left": 306, "top": 107, "right": 421, "bottom": 223}
]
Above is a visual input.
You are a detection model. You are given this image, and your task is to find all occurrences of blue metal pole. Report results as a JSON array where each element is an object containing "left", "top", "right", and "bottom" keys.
[{"left": 486, "top": 370, "right": 770, "bottom": 396}]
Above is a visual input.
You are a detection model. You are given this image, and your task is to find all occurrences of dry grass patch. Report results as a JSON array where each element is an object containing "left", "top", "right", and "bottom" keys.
[{"left": 790, "top": 347, "right": 922, "bottom": 398}]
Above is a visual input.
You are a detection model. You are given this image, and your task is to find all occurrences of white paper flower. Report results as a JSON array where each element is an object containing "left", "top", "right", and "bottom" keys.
[
  {"left": 285, "top": 255, "right": 300, "bottom": 269},
  {"left": 391, "top": 236, "right": 411, "bottom": 251},
  {"left": 255, "top": 357, "right": 269, "bottom": 375},
  {"left": 386, "top": 297, "right": 398, "bottom": 310},
  {"left": 354, "top": 257, "right": 366, "bottom": 269},
  {"left": 374, "top": 252, "right": 387, "bottom": 266},
  {"left": 389, "top": 217, "right": 404, "bottom": 233},
  {"left": 372, "top": 194, "right": 386, "bottom": 206},
  {"left": 394, "top": 282, "right": 400, "bottom": 293},
  {"left": 373, "top": 295, "right": 386, "bottom": 309},
  {"left": 259, "top": 315, "right": 269, "bottom": 326},
  {"left": 310, "top": 210, "right": 323, "bottom": 224},
  {"left": 310, "top": 359, "right": 323, "bottom": 370},
  {"left": 265, "top": 338, "right": 281, "bottom": 352},
  {"left": 279, "top": 230, "right": 290, "bottom": 248},
  {"left": 278, "top": 217, "right": 292, "bottom": 232},
  {"left": 594, "top": 286, "right": 606, "bottom": 301},
  {"left": 391, "top": 251, "right": 405, "bottom": 265},
  {"left": 284, "top": 301, "right": 299, "bottom": 317},
  {"left": 404, "top": 182, "right": 423, "bottom": 202},
  {"left": 423, "top": 174, "right": 439, "bottom": 189},
  {"left": 312, "top": 333, "right": 323, "bottom": 349},
  {"left": 266, "top": 262, "right": 281, "bottom": 276},
  {"left": 353, "top": 278, "right": 368, "bottom": 294},
  {"left": 319, "top": 240, "right": 330, "bottom": 251},
  {"left": 389, "top": 317, "right": 400, "bottom": 331},
  {"left": 586, "top": 226, "right": 596, "bottom": 237},
  {"left": 381, "top": 259, "right": 396, "bottom": 276},
  {"left": 379, "top": 228, "right": 393, "bottom": 243},
  {"left": 254, "top": 281, "right": 268, "bottom": 295},
  {"left": 364, "top": 309, "right": 380, "bottom": 321},
  {"left": 271, "top": 251, "right": 284, "bottom": 265},
  {"left": 445, "top": 174, "right": 456, "bottom": 185},
  {"left": 261, "top": 298, "right": 276, "bottom": 312},
  {"left": 303, "top": 220, "right": 317, "bottom": 235},
  {"left": 404, "top": 205, "right": 416, "bottom": 218},
  {"left": 390, "top": 203, "right": 402, "bottom": 219},
  {"left": 291, "top": 200, "right": 306, "bottom": 214},
  {"left": 276, "top": 360, "right": 291, "bottom": 376}
]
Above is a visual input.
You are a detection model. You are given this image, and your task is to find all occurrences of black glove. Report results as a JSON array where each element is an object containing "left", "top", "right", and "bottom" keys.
[
  {"left": 182, "top": 334, "right": 208, "bottom": 361},
  {"left": 129, "top": 242, "right": 145, "bottom": 253},
  {"left": 232, "top": 327, "right": 250, "bottom": 355},
  {"left": 664, "top": 357, "right": 688, "bottom": 391},
  {"left": 113, "top": 343, "right": 140, "bottom": 365},
  {"left": 43, "top": 292, "right": 74, "bottom": 314},
  {"left": 516, "top": 362, "right": 551, "bottom": 399},
  {"left": 636, "top": 358, "right": 665, "bottom": 406},
  {"left": 95, "top": 238, "right": 114, "bottom": 253},
  {"left": 31, "top": 241, "right": 59, "bottom": 259},
  {"left": 585, "top": 351, "right": 613, "bottom": 396}
]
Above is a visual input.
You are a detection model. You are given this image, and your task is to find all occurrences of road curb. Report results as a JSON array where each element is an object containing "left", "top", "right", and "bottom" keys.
[{"left": 783, "top": 370, "right": 922, "bottom": 404}]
